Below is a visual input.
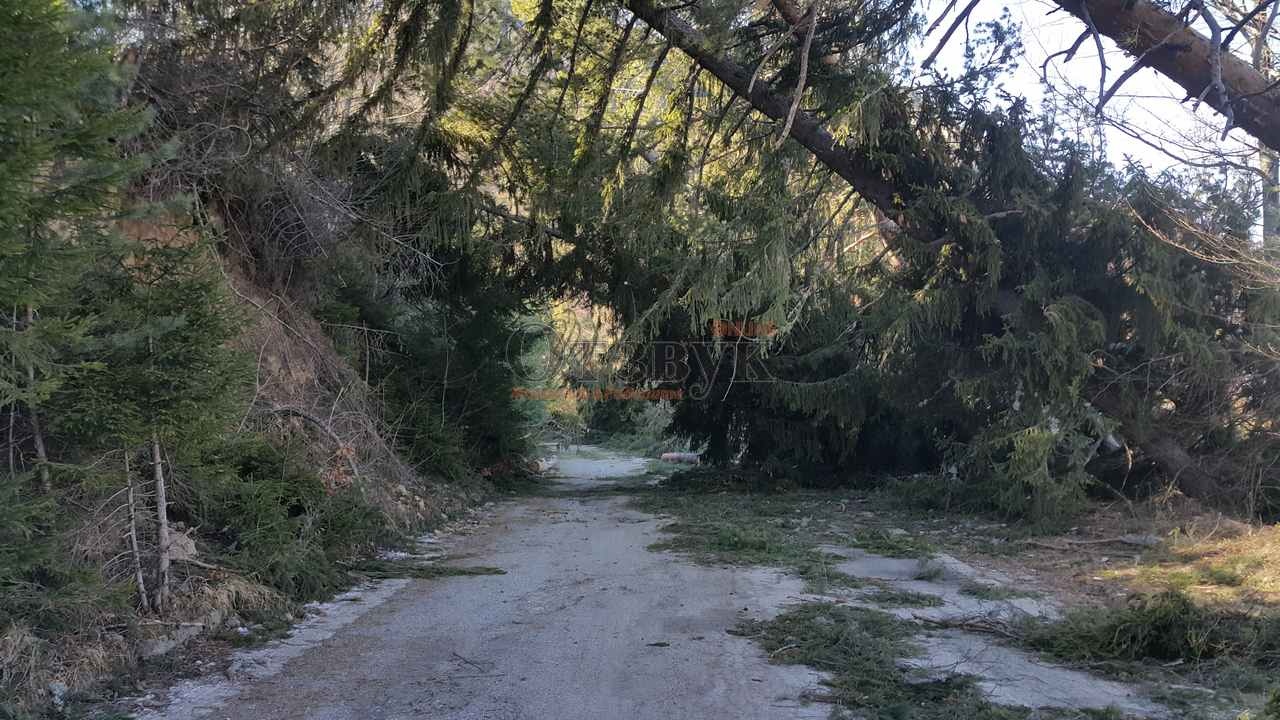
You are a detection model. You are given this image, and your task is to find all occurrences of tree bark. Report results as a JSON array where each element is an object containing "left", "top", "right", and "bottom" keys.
[
  {"left": 8, "top": 308, "right": 16, "bottom": 480},
  {"left": 1263, "top": 143, "right": 1279, "bottom": 248},
  {"left": 1254, "top": 21, "right": 1279, "bottom": 247},
  {"left": 1089, "top": 391, "right": 1220, "bottom": 500},
  {"left": 152, "top": 436, "right": 171, "bottom": 612},
  {"left": 1052, "top": 0, "right": 1280, "bottom": 153},
  {"left": 1139, "top": 433, "right": 1221, "bottom": 500},
  {"left": 125, "top": 450, "right": 151, "bottom": 614}
]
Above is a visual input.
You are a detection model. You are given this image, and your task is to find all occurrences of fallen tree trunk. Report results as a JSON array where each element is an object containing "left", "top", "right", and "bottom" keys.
[
  {"left": 1135, "top": 433, "right": 1221, "bottom": 500},
  {"left": 626, "top": 0, "right": 905, "bottom": 225},
  {"left": 1052, "top": 0, "right": 1280, "bottom": 153},
  {"left": 1089, "top": 392, "right": 1220, "bottom": 501},
  {"left": 629, "top": 0, "right": 1225, "bottom": 502}
]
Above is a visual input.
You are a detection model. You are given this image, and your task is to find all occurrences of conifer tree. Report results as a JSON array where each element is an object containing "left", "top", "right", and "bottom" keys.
[{"left": 0, "top": 0, "right": 144, "bottom": 489}]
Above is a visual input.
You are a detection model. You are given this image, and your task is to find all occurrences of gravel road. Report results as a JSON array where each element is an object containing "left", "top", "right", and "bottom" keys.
[{"left": 148, "top": 449, "right": 826, "bottom": 720}]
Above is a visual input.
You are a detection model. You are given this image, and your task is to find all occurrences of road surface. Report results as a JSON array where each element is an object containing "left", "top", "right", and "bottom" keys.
[{"left": 146, "top": 449, "right": 826, "bottom": 720}]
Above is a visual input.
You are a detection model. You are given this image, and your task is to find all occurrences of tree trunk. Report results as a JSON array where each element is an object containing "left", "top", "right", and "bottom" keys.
[
  {"left": 1255, "top": 26, "right": 1278, "bottom": 248},
  {"left": 1052, "top": 0, "right": 1280, "bottom": 153},
  {"left": 152, "top": 436, "right": 171, "bottom": 612},
  {"left": 1089, "top": 391, "right": 1220, "bottom": 500},
  {"left": 7, "top": 308, "right": 16, "bottom": 479},
  {"left": 125, "top": 450, "right": 151, "bottom": 614},
  {"left": 1263, "top": 148, "right": 1279, "bottom": 248},
  {"left": 1138, "top": 433, "right": 1221, "bottom": 500},
  {"left": 24, "top": 306, "right": 50, "bottom": 493}
]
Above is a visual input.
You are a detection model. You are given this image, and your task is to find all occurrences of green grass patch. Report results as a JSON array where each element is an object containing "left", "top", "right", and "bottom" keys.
[
  {"left": 633, "top": 471, "right": 949, "bottom": 596},
  {"left": 846, "top": 528, "right": 935, "bottom": 558},
  {"left": 739, "top": 603, "right": 1030, "bottom": 719},
  {"left": 637, "top": 487, "right": 871, "bottom": 593},
  {"left": 863, "top": 587, "right": 945, "bottom": 607}
]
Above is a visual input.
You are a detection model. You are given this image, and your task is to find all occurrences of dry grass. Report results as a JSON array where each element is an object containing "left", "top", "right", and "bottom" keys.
[
  {"left": 1104, "top": 524, "right": 1280, "bottom": 608},
  {"left": 225, "top": 266, "right": 485, "bottom": 531},
  {"left": 1, "top": 623, "right": 129, "bottom": 714},
  {"left": 170, "top": 575, "right": 286, "bottom": 620}
]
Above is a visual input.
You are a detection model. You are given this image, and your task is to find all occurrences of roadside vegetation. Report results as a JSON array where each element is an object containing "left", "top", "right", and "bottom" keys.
[
  {"left": 738, "top": 603, "right": 1132, "bottom": 720},
  {"left": 623, "top": 465, "right": 1280, "bottom": 717},
  {"left": 2, "top": 1, "right": 539, "bottom": 713}
]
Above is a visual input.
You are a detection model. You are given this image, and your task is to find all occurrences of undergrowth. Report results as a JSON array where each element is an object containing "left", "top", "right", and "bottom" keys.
[
  {"left": 186, "top": 436, "right": 402, "bottom": 601},
  {"left": 1026, "top": 590, "right": 1280, "bottom": 699},
  {"left": 1028, "top": 591, "right": 1279, "bottom": 667}
]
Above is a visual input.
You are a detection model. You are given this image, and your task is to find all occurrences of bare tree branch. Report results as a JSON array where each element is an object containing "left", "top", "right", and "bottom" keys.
[
  {"left": 1051, "top": 0, "right": 1280, "bottom": 151},
  {"left": 776, "top": 3, "right": 819, "bottom": 148},
  {"left": 1042, "top": 29, "right": 1091, "bottom": 82},
  {"left": 1078, "top": 0, "right": 1110, "bottom": 104},
  {"left": 922, "top": 0, "right": 983, "bottom": 69}
]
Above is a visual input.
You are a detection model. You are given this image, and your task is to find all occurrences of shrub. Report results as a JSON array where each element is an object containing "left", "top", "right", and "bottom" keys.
[
  {"left": 1028, "top": 591, "right": 1280, "bottom": 669},
  {"left": 186, "top": 437, "right": 398, "bottom": 600}
]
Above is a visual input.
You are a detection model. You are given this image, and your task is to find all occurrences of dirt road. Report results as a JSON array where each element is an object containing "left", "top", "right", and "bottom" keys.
[{"left": 143, "top": 451, "right": 827, "bottom": 720}]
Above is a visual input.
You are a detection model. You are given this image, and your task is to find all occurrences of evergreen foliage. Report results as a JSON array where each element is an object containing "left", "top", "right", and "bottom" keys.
[{"left": 462, "top": 0, "right": 1280, "bottom": 522}]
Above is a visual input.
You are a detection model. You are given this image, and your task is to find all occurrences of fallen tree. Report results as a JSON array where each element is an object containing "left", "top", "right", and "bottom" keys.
[{"left": 621, "top": 0, "right": 1270, "bottom": 507}]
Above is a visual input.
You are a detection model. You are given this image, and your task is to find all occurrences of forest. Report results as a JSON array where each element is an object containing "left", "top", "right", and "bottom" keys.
[{"left": 2, "top": 0, "right": 1279, "bottom": 715}]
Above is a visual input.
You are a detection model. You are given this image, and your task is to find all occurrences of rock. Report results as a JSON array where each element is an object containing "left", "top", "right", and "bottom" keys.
[
  {"left": 48, "top": 681, "right": 68, "bottom": 709},
  {"left": 139, "top": 624, "right": 204, "bottom": 657},
  {"left": 168, "top": 530, "right": 199, "bottom": 561}
]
